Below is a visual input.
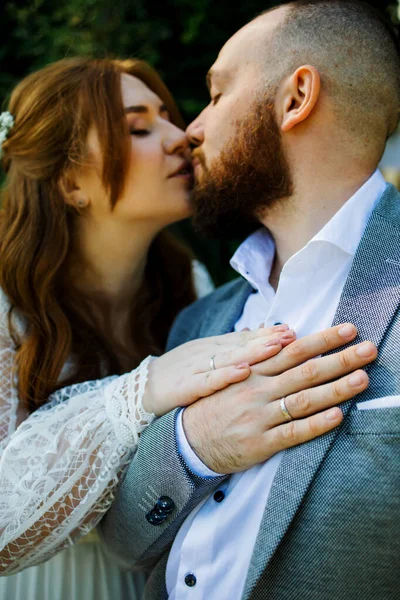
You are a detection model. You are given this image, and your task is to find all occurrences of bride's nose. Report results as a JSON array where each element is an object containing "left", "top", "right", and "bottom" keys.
[{"left": 163, "top": 123, "right": 189, "bottom": 155}]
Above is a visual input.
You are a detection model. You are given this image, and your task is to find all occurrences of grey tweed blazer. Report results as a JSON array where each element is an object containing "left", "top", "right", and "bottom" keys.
[{"left": 100, "top": 183, "right": 400, "bottom": 599}]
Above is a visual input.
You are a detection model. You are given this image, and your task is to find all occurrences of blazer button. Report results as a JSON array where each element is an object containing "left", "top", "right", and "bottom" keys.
[
  {"left": 156, "top": 496, "right": 175, "bottom": 514},
  {"left": 145, "top": 511, "right": 165, "bottom": 526}
]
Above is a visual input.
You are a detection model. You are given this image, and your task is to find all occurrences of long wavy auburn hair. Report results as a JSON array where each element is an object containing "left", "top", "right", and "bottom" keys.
[{"left": 0, "top": 57, "right": 196, "bottom": 413}]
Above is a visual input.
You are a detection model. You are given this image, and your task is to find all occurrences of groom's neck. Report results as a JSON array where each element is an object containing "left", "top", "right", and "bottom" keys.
[{"left": 259, "top": 166, "right": 377, "bottom": 285}]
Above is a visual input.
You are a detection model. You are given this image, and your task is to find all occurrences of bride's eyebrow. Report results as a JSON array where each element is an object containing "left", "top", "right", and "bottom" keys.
[{"left": 124, "top": 104, "right": 168, "bottom": 115}]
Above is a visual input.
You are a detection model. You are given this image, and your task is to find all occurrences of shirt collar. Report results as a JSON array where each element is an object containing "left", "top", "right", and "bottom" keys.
[
  {"left": 230, "top": 228, "right": 275, "bottom": 291},
  {"left": 230, "top": 169, "right": 387, "bottom": 289},
  {"left": 311, "top": 169, "right": 387, "bottom": 255}
]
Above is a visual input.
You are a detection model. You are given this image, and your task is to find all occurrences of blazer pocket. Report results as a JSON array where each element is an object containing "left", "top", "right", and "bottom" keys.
[
  {"left": 347, "top": 406, "right": 400, "bottom": 436},
  {"left": 357, "top": 395, "right": 400, "bottom": 410}
]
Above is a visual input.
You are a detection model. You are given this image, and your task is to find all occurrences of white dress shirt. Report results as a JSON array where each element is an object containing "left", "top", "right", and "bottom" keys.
[{"left": 166, "top": 170, "right": 387, "bottom": 599}]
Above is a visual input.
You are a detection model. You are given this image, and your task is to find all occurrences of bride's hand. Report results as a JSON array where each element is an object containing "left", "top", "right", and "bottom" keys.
[{"left": 143, "top": 325, "right": 294, "bottom": 416}]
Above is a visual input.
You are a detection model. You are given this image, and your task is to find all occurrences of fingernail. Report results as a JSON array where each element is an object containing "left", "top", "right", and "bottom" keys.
[
  {"left": 236, "top": 362, "right": 249, "bottom": 370},
  {"left": 356, "top": 342, "right": 375, "bottom": 358},
  {"left": 273, "top": 324, "right": 289, "bottom": 332},
  {"left": 325, "top": 408, "right": 342, "bottom": 421},
  {"left": 265, "top": 340, "right": 281, "bottom": 347},
  {"left": 338, "top": 324, "right": 356, "bottom": 338},
  {"left": 348, "top": 372, "right": 364, "bottom": 387}
]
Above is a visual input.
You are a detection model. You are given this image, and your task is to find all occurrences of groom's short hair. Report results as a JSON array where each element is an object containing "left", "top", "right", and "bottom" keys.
[{"left": 257, "top": 0, "right": 400, "bottom": 147}]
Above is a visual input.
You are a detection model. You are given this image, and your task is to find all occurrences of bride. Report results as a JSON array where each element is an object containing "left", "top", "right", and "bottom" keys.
[{"left": 0, "top": 57, "right": 290, "bottom": 599}]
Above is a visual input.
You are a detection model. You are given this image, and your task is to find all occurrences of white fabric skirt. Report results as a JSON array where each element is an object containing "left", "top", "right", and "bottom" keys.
[{"left": 0, "top": 532, "right": 146, "bottom": 600}]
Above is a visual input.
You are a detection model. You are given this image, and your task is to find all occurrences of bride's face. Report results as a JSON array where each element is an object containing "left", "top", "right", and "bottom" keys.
[{"left": 77, "top": 74, "right": 193, "bottom": 228}]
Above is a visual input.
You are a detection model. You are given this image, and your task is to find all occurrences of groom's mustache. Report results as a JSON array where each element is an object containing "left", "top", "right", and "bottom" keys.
[{"left": 191, "top": 149, "right": 207, "bottom": 169}]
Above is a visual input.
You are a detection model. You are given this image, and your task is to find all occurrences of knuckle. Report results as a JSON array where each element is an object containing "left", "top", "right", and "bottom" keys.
[
  {"left": 272, "top": 372, "right": 289, "bottom": 395},
  {"left": 319, "top": 330, "right": 332, "bottom": 350},
  {"left": 239, "top": 406, "right": 258, "bottom": 428},
  {"left": 239, "top": 331, "right": 249, "bottom": 347},
  {"left": 263, "top": 327, "right": 274, "bottom": 336},
  {"left": 307, "top": 416, "right": 321, "bottom": 437},
  {"left": 236, "top": 383, "right": 256, "bottom": 404},
  {"left": 300, "top": 359, "right": 318, "bottom": 383},
  {"left": 205, "top": 370, "right": 213, "bottom": 386},
  {"left": 281, "top": 421, "right": 297, "bottom": 444},
  {"left": 246, "top": 381, "right": 262, "bottom": 399},
  {"left": 222, "top": 349, "right": 233, "bottom": 364},
  {"left": 331, "top": 380, "right": 342, "bottom": 401},
  {"left": 339, "top": 350, "right": 352, "bottom": 370},
  {"left": 292, "top": 390, "right": 311, "bottom": 414},
  {"left": 284, "top": 341, "right": 303, "bottom": 358},
  {"left": 245, "top": 386, "right": 264, "bottom": 408}
]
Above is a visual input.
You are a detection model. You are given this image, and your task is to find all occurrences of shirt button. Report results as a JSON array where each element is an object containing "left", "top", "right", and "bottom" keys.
[
  {"left": 185, "top": 574, "right": 197, "bottom": 587},
  {"left": 213, "top": 490, "right": 225, "bottom": 503}
]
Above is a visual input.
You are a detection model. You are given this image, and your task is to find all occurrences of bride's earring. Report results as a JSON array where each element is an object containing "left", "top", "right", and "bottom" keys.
[{"left": 77, "top": 199, "right": 87, "bottom": 208}]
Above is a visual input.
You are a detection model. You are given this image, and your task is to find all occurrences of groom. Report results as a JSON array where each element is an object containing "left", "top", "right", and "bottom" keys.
[{"left": 102, "top": 1, "right": 400, "bottom": 598}]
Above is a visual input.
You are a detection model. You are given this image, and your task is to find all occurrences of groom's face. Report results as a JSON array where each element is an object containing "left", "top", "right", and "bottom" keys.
[{"left": 186, "top": 7, "right": 293, "bottom": 239}]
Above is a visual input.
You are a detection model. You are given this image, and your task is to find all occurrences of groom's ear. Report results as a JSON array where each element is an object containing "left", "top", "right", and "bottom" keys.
[{"left": 279, "top": 65, "right": 321, "bottom": 132}]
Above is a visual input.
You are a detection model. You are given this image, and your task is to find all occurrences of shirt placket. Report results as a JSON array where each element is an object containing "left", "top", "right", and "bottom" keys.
[{"left": 175, "top": 489, "right": 226, "bottom": 598}]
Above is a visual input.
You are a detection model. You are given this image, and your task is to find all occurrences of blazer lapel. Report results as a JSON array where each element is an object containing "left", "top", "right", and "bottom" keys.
[
  {"left": 244, "top": 184, "right": 400, "bottom": 599},
  {"left": 199, "top": 278, "right": 254, "bottom": 336}
]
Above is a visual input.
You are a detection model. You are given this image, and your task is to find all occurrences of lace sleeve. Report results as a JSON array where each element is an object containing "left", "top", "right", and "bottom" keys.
[{"left": 0, "top": 289, "right": 155, "bottom": 575}]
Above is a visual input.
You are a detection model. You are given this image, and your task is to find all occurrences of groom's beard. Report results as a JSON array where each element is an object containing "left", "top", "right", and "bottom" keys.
[{"left": 190, "top": 98, "right": 293, "bottom": 239}]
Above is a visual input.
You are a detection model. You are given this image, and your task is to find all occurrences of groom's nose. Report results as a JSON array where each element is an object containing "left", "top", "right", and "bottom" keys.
[{"left": 186, "top": 115, "right": 204, "bottom": 147}]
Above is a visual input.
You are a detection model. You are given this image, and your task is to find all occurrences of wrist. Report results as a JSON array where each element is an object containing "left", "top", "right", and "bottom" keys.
[
  {"left": 179, "top": 409, "right": 225, "bottom": 477},
  {"left": 182, "top": 404, "right": 217, "bottom": 471}
]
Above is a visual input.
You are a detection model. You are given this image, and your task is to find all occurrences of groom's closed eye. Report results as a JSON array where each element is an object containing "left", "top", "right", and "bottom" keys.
[{"left": 211, "top": 94, "right": 222, "bottom": 106}]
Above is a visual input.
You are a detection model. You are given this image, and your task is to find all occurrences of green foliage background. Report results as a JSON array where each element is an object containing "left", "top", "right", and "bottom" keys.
[{"left": 0, "top": 0, "right": 397, "bottom": 284}]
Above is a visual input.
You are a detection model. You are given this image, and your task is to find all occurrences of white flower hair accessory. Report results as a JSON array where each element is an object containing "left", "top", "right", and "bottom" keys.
[{"left": 0, "top": 111, "right": 15, "bottom": 159}]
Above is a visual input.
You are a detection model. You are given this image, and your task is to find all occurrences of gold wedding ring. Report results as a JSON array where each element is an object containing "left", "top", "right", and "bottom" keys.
[{"left": 280, "top": 397, "right": 293, "bottom": 422}]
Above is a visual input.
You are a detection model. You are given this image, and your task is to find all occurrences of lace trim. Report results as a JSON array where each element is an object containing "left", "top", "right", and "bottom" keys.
[{"left": 105, "top": 355, "right": 156, "bottom": 447}]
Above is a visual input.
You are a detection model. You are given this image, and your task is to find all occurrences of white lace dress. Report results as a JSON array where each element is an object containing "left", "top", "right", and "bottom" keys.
[{"left": 0, "top": 261, "right": 214, "bottom": 600}]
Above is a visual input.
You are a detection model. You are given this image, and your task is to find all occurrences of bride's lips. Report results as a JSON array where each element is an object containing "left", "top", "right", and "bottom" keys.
[
  {"left": 168, "top": 160, "right": 193, "bottom": 179},
  {"left": 192, "top": 157, "right": 203, "bottom": 175},
  {"left": 192, "top": 157, "right": 201, "bottom": 168}
]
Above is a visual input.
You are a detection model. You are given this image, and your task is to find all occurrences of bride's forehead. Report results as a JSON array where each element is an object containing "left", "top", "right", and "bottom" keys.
[{"left": 120, "top": 73, "right": 161, "bottom": 108}]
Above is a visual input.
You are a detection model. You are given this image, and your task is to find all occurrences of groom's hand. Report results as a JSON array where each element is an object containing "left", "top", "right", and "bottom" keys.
[{"left": 182, "top": 324, "right": 376, "bottom": 473}]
